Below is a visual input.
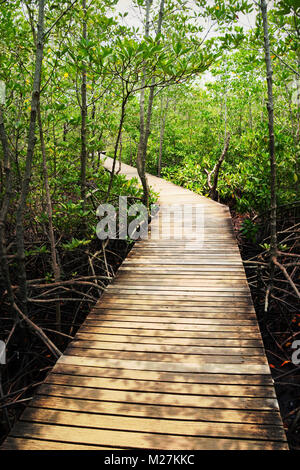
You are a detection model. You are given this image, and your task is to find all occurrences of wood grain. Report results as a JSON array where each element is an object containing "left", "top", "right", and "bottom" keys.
[{"left": 1, "top": 156, "right": 288, "bottom": 451}]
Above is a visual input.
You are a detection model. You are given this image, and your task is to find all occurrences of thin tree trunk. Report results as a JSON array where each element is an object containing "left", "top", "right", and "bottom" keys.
[
  {"left": 205, "top": 133, "right": 231, "bottom": 201},
  {"left": 0, "top": 107, "right": 15, "bottom": 310},
  {"left": 296, "top": 51, "right": 300, "bottom": 144},
  {"left": 260, "top": 0, "right": 278, "bottom": 311},
  {"left": 129, "top": 136, "right": 133, "bottom": 166},
  {"left": 261, "top": 95, "right": 265, "bottom": 121},
  {"left": 296, "top": 53, "right": 300, "bottom": 196},
  {"left": 80, "top": 0, "right": 88, "bottom": 208},
  {"left": 261, "top": 0, "right": 277, "bottom": 262},
  {"left": 136, "top": 0, "right": 152, "bottom": 208},
  {"left": 224, "top": 89, "right": 227, "bottom": 140},
  {"left": 284, "top": 83, "right": 297, "bottom": 146},
  {"left": 136, "top": 0, "right": 165, "bottom": 208},
  {"left": 238, "top": 112, "right": 242, "bottom": 136},
  {"left": 91, "top": 95, "right": 96, "bottom": 167},
  {"left": 249, "top": 101, "right": 253, "bottom": 130},
  {"left": 37, "top": 102, "right": 61, "bottom": 331},
  {"left": 15, "top": 0, "right": 45, "bottom": 314},
  {"left": 106, "top": 94, "right": 129, "bottom": 200},
  {"left": 158, "top": 95, "right": 169, "bottom": 177},
  {"left": 63, "top": 122, "right": 68, "bottom": 142},
  {"left": 117, "top": 129, "right": 123, "bottom": 173}
]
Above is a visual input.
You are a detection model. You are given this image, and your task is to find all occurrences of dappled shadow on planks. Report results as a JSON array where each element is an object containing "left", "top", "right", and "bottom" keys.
[{"left": 1, "top": 158, "right": 289, "bottom": 451}]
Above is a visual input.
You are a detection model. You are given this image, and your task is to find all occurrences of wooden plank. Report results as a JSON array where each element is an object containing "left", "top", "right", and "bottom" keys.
[
  {"left": 129, "top": 255, "right": 241, "bottom": 259},
  {"left": 57, "top": 355, "right": 272, "bottom": 375},
  {"left": 52, "top": 363, "right": 273, "bottom": 385},
  {"left": 69, "top": 340, "right": 264, "bottom": 356},
  {"left": 113, "top": 281, "right": 249, "bottom": 289},
  {"left": 44, "top": 373, "right": 276, "bottom": 397},
  {"left": 123, "top": 261, "right": 244, "bottom": 266},
  {"left": 117, "top": 275, "right": 247, "bottom": 280},
  {"left": 106, "top": 281, "right": 249, "bottom": 295},
  {"left": 116, "top": 275, "right": 245, "bottom": 281},
  {"left": 75, "top": 332, "right": 263, "bottom": 347},
  {"left": 9, "top": 422, "right": 288, "bottom": 450},
  {"left": 91, "top": 307, "right": 257, "bottom": 317},
  {"left": 64, "top": 347, "right": 268, "bottom": 365},
  {"left": 114, "top": 279, "right": 248, "bottom": 286},
  {"left": 36, "top": 384, "right": 278, "bottom": 410},
  {"left": 100, "top": 296, "right": 252, "bottom": 305},
  {"left": 107, "top": 284, "right": 250, "bottom": 292},
  {"left": 20, "top": 408, "right": 287, "bottom": 442},
  {"left": 79, "top": 325, "right": 263, "bottom": 339},
  {"left": 81, "top": 320, "right": 260, "bottom": 332},
  {"left": 106, "top": 289, "right": 251, "bottom": 297},
  {"left": 0, "top": 437, "right": 113, "bottom": 450},
  {"left": 91, "top": 309, "right": 257, "bottom": 318},
  {"left": 27, "top": 395, "right": 282, "bottom": 425},
  {"left": 86, "top": 314, "right": 257, "bottom": 325},
  {"left": 118, "top": 267, "right": 246, "bottom": 273}
]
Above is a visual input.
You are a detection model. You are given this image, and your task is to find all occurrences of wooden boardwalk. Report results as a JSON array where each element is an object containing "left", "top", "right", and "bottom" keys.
[{"left": 1, "top": 158, "right": 288, "bottom": 450}]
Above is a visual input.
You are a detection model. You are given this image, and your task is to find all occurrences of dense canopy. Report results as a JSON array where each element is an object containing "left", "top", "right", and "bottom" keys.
[{"left": 0, "top": 0, "right": 299, "bottom": 450}]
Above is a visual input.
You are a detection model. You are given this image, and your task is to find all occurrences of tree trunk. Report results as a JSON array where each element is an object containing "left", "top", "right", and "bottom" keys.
[
  {"left": 136, "top": 0, "right": 165, "bottom": 208},
  {"left": 37, "top": 102, "right": 61, "bottom": 331},
  {"left": 296, "top": 51, "right": 300, "bottom": 145},
  {"left": 117, "top": 129, "right": 123, "bottom": 174},
  {"left": 296, "top": 53, "right": 300, "bottom": 195},
  {"left": 136, "top": 0, "right": 152, "bottom": 208},
  {"left": 91, "top": 95, "right": 96, "bottom": 167},
  {"left": 63, "top": 122, "right": 68, "bottom": 142},
  {"left": 0, "top": 107, "right": 15, "bottom": 310},
  {"left": 260, "top": 0, "right": 277, "bottom": 262},
  {"left": 158, "top": 95, "right": 169, "bottom": 177},
  {"left": 80, "top": 0, "right": 88, "bottom": 208},
  {"left": 106, "top": 95, "right": 129, "bottom": 200},
  {"left": 15, "top": 0, "right": 45, "bottom": 314},
  {"left": 284, "top": 83, "right": 297, "bottom": 146},
  {"left": 249, "top": 101, "right": 253, "bottom": 130},
  {"left": 224, "top": 88, "right": 227, "bottom": 140},
  {"left": 205, "top": 133, "right": 231, "bottom": 201},
  {"left": 129, "top": 136, "right": 133, "bottom": 166}
]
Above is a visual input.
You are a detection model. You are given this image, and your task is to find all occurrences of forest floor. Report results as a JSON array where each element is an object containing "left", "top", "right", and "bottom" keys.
[
  {"left": 0, "top": 238, "right": 133, "bottom": 445},
  {"left": 231, "top": 210, "right": 300, "bottom": 450},
  {"left": 0, "top": 199, "right": 298, "bottom": 450}
]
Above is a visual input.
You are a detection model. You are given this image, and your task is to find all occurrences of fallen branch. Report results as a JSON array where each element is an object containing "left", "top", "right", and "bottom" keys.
[
  {"left": 42, "top": 328, "right": 74, "bottom": 340},
  {"left": 278, "top": 251, "right": 300, "bottom": 258},
  {"left": 243, "top": 260, "right": 268, "bottom": 266},
  {"left": 13, "top": 303, "right": 62, "bottom": 359},
  {"left": 0, "top": 397, "right": 33, "bottom": 409},
  {"left": 264, "top": 284, "right": 271, "bottom": 312},
  {"left": 272, "top": 256, "right": 300, "bottom": 299},
  {"left": 28, "top": 275, "right": 111, "bottom": 286},
  {"left": 30, "top": 279, "right": 106, "bottom": 290}
]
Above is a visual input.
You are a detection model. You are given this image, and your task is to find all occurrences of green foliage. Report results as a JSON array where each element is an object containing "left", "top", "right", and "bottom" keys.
[
  {"left": 61, "top": 238, "right": 92, "bottom": 251},
  {"left": 241, "top": 219, "right": 259, "bottom": 243},
  {"left": 0, "top": 0, "right": 298, "bottom": 260},
  {"left": 24, "top": 245, "right": 49, "bottom": 257}
]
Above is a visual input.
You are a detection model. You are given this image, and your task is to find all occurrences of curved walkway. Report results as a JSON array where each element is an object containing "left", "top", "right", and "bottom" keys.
[{"left": 1, "top": 158, "right": 288, "bottom": 450}]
